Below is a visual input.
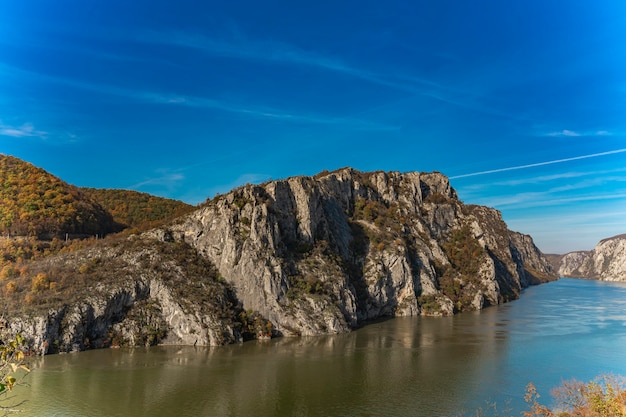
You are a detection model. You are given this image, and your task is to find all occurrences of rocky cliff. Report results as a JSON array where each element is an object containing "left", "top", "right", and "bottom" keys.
[
  {"left": 2, "top": 168, "right": 556, "bottom": 354},
  {"left": 1, "top": 237, "right": 270, "bottom": 355},
  {"left": 166, "top": 168, "right": 555, "bottom": 337},
  {"left": 554, "top": 234, "right": 626, "bottom": 281}
]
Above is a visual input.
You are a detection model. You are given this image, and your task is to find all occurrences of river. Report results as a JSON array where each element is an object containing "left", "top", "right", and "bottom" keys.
[{"left": 7, "top": 278, "right": 626, "bottom": 416}]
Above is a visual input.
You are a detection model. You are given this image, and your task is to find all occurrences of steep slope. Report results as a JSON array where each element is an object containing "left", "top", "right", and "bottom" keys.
[
  {"left": 80, "top": 188, "right": 194, "bottom": 230},
  {"left": 2, "top": 168, "right": 556, "bottom": 354},
  {"left": 0, "top": 154, "right": 121, "bottom": 238},
  {"left": 165, "top": 168, "right": 556, "bottom": 337},
  {"left": 555, "top": 234, "right": 626, "bottom": 281},
  {"left": 2, "top": 235, "right": 269, "bottom": 354}
]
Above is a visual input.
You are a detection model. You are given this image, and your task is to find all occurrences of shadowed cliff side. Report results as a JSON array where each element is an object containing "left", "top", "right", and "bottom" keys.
[
  {"left": 166, "top": 168, "right": 556, "bottom": 337},
  {"left": 2, "top": 168, "right": 556, "bottom": 354}
]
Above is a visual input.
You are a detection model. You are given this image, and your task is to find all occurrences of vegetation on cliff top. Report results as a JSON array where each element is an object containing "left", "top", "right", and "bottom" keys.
[
  {"left": 1, "top": 234, "right": 271, "bottom": 349},
  {"left": 4, "top": 237, "right": 202, "bottom": 313},
  {"left": 1, "top": 155, "right": 194, "bottom": 279}
]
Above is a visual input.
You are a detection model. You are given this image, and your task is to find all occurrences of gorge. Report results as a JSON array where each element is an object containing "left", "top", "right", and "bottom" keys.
[
  {"left": 1, "top": 163, "right": 557, "bottom": 355},
  {"left": 549, "top": 234, "right": 626, "bottom": 282}
]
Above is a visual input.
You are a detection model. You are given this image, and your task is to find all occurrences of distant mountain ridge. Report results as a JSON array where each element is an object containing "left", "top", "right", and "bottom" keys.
[{"left": 551, "top": 234, "right": 626, "bottom": 281}]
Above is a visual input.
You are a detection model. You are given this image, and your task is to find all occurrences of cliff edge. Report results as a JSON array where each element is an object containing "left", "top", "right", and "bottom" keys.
[
  {"left": 2, "top": 168, "right": 557, "bottom": 353},
  {"left": 166, "top": 168, "right": 556, "bottom": 336},
  {"left": 553, "top": 234, "right": 626, "bottom": 281}
]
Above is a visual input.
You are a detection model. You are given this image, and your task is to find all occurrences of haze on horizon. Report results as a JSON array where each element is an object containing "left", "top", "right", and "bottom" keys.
[{"left": 0, "top": 0, "right": 625, "bottom": 254}]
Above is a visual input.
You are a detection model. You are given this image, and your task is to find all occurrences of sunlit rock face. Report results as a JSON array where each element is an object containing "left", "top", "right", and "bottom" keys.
[
  {"left": 556, "top": 234, "right": 626, "bottom": 281},
  {"left": 4, "top": 169, "right": 557, "bottom": 355},
  {"left": 169, "top": 168, "right": 556, "bottom": 336},
  {"left": 4, "top": 240, "right": 246, "bottom": 355}
]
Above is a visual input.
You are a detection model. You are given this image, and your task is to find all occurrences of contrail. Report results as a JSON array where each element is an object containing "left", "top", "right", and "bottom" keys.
[{"left": 450, "top": 149, "right": 626, "bottom": 179}]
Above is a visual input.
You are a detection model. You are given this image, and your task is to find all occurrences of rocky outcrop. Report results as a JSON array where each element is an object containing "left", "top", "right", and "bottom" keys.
[
  {"left": 1, "top": 238, "right": 259, "bottom": 355},
  {"left": 166, "top": 168, "right": 556, "bottom": 337},
  {"left": 554, "top": 234, "right": 626, "bottom": 281},
  {"left": 2, "top": 168, "right": 556, "bottom": 354}
]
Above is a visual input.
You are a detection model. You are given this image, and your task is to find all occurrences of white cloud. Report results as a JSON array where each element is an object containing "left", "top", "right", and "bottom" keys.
[
  {"left": 136, "top": 30, "right": 458, "bottom": 101},
  {"left": 506, "top": 209, "right": 626, "bottom": 253},
  {"left": 3, "top": 61, "right": 397, "bottom": 130},
  {"left": 150, "top": 30, "right": 528, "bottom": 122},
  {"left": 132, "top": 91, "right": 399, "bottom": 130},
  {"left": 0, "top": 121, "right": 47, "bottom": 138},
  {"left": 547, "top": 129, "right": 581, "bottom": 137},
  {"left": 489, "top": 192, "right": 626, "bottom": 209},
  {"left": 496, "top": 167, "right": 626, "bottom": 186},
  {"left": 130, "top": 172, "right": 185, "bottom": 190},
  {"left": 545, "top": 129, "right": 613, "bottom": 137}
]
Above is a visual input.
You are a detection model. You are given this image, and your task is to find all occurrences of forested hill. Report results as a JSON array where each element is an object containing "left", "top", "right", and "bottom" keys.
[
  {"left": 80, "top": 188, "right": 193, "bottom": 231},
  {"left": 0, "top": 154, "right": 120, "bottom": 238},
  {"left": 0, "top": 154, "right": 192, "bottom": 238}
]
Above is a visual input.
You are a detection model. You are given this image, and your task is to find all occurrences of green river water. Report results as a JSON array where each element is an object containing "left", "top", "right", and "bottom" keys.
[{"left": 6, "top": 278, "right": 626, "bottom": 416}]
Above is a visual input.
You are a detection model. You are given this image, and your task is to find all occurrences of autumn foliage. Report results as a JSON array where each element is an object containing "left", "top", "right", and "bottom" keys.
[
  {"left": 81, "top": 187, "right": 193, "bottom": 231},
  {"left": 470, "top": 375, "right": 626, "bottom": 417},
  {"left": 0, "top": 155, "right": 198, "bottom": 316},
  {"left": 0, "top": 155, "right": 193, "bottom": 239},
  {"left": 0, "top": 155, "right": 120, "bottom": 238}
]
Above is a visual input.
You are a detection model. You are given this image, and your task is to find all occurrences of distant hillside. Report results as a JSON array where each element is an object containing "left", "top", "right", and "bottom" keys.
[
  {"left": 0, "top": 155, "right": 193, "bottom": 239},
  {"left": 81, "top": 188, "right": 193, "bottom": 230},
  {"left": 0, "top": 154, "right": 121, "bottom": 238},
  {"left": 553, "top": 234, "right": 626, "bottom": 281}
]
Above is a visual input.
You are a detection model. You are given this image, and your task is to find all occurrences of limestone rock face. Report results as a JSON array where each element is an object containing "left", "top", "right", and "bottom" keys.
[
  {"left": 555, "top": 234, "right": 626, "bottom": 281},
  {"left": 3, "top": 239, "right": 247, "bottom": 355},
  {"left": 557, "top": 251, "right": 592, "bottom": 276},
  {"left": 168, "top": 169, "right": 556, "bottom": 336},
  {"left": 3, "top": 169, "right": 556, "bottom": 354}
]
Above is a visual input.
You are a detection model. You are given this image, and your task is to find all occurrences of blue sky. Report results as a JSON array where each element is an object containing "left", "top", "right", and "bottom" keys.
[{"left": 1, "top": 0, "right": 625, "bottom": 253}]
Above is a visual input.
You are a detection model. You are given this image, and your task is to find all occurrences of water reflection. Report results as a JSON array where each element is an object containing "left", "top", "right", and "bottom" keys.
[{"left": 13, "top": 279, "right": 626, "bottom": 417}]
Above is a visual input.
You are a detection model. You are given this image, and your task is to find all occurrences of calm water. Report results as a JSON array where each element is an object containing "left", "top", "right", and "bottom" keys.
[{"left": 8, "top": 278, "right": 626, "bottom": 416}]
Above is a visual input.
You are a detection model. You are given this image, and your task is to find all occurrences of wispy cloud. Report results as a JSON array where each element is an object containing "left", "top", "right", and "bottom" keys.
[
  {"left": 506, "top": 209, "right": 626, "bottom": 253},
  {"left": 0, "top": 121, "right": 47, "bottom": 138},
  {"left": 450, "top": 149, "right": 626, "bottom": 179},
  {"left": 129, "top": 171, "right": 185, "bottom": 191},
  {"left": 481, "top": 191, "right": 626, "bottom": 210},
  {"left": 145, "top": 92, "right": 398, "bottom": 129},
  {"left": 137, "top": 31, "right": 449, "bottom": 97},
  {"left": 545, "top": 129, "right": 612, "bottom": 137},
  {"left": 547, "top": 129, "right": 580, "bottom": 137},
  {"left": 209, "top": 173, "right": 272, "bottom": 197},
  {"left": 511, "top": 209, "right": 626, "bottom": 227},
  {"left": 0, "top": 62, "right": 397, "bottom": 130},
  {"left": 458, "top": 167, "right": 626, "bottom": 190},
  {"left": 136, "top": 30, "right": 539, "bottom": 125}
]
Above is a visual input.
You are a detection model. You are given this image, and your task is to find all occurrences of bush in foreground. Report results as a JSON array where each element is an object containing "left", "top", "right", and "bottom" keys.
[
  {"left": 0, "top": 334, "right": 30, "bottom": 416},
  {"left": 470, "top": 374, "right": 626, "bottom": 417}
]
